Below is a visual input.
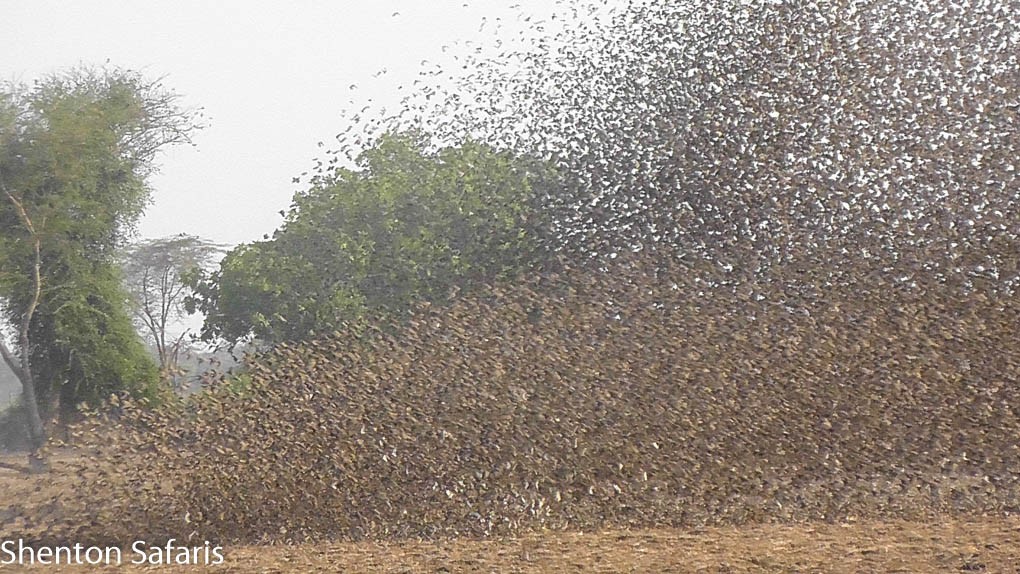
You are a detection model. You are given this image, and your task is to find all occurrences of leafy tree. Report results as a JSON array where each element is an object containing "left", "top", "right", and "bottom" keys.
[
  {"left": 121, "top": 234, "right": 224, "bottom": 390},
  {"left": 0, "top": 66, "right": 201, "bottom": 464},
  {"left": 192, "top": 132, "right": 552, "bottom": 345}
]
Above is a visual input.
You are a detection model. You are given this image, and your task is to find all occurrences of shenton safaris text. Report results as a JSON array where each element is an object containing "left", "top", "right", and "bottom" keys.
[{"left": 0, "top": 539, "right": 224, "bottom": 566}]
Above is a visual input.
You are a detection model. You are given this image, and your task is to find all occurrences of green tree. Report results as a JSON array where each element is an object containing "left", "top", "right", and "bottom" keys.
[
  {"left": 0, "top": 66, "right": 201, "bottom": 465},
  {"left": 192, "top": 132, "right": 552, "bottom": 345}
]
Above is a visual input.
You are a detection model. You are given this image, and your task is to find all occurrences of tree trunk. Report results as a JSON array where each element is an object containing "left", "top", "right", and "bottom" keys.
[
  {"left": 18, "top": 366, "right": 48, "bottom": 472},
  {"left": 0, "top": 342, "right": 48, "bottom": 472},
  {"left": 1, "top": 186, "right": 49, "bottom": 472}
]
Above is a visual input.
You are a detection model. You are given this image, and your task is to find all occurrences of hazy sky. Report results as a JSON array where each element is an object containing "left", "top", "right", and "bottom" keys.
[{"left": 2, "top": 0, "right": 574, "bottom": 247}]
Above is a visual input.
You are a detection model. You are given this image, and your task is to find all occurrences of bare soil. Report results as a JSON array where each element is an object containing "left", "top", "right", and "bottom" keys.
[
  {"left": 3, "top": 454, "right": 1020, "bottom": 573},
  {"left": 0, "top": 519, "right": 1017, "bottom": 573}
]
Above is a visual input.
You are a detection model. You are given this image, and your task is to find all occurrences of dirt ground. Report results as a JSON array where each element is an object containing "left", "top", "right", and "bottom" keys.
[
  {"left": 0, "top": 519, "right": 1015, "bottom": 573},
  {"left": 3, "top": 454, "right": 1020, "bottom": 573}
]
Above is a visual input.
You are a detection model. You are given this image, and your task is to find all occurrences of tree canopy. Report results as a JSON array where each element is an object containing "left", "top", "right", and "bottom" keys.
[{"left": 192, "top": 132, "right": 553, "bottom": 345}]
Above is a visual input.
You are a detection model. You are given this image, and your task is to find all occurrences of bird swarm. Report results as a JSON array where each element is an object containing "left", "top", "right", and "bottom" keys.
[
  {"left": 5, "top": 0, "right": 1020, "bottom": 545},
  {"left": 7, "top": 255, "right": 1020, "bottom": 545}
]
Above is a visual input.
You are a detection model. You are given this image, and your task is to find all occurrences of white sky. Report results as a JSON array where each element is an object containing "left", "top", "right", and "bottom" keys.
[{"left": 1, "top": 0, "right": 578, "bottom": 247}]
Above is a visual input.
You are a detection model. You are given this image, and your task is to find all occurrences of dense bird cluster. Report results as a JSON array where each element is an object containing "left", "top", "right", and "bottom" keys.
[
  {"left": 388, "top": 0, "right": 1020, "bottom": 282},
  {"left": 6, "top": 257, "right": 1020, "bottom": 544},
  {"left": 3, "top": 0, "right": 1020, "bottom": 546}
]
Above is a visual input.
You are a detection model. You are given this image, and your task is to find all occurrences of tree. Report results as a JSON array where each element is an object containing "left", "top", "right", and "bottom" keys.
[
  {"left": 192, "top": 132, "right": 552, "bottom": 345},
  {"left": 121, "top": 234, "right": 224, "bottom": 390},
  {"left": 0, "top": 66, "right": 201, "bottom": 465}
]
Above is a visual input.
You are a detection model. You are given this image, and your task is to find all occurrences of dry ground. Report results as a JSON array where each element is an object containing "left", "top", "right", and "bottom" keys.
[
  {"left": 3, "top": 454, "right": 1020, "bottom": 573},
  {"left": 2, "top": 520, "right": 1018, "bottom": 573}
]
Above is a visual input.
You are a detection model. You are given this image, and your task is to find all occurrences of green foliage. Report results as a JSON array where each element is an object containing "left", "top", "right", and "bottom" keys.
[
  {"left": 193, "top": 131, "right": 552, "bottom": 344},
  {"left": 27, "top": 261, "right": 163, "bottom": 411},
  {"left": 0, "top": 66, "right": 200, "bottom": 420}
]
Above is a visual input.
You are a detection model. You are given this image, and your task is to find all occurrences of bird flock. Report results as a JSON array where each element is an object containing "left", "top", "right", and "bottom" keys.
[{"left": 4, "top": 0, "right": 1020, "bottom": 545}]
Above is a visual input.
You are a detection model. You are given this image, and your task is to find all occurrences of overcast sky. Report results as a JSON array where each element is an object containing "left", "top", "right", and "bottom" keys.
[{"left": 1, "top": 0, "right": 579, "bottom": 247}]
